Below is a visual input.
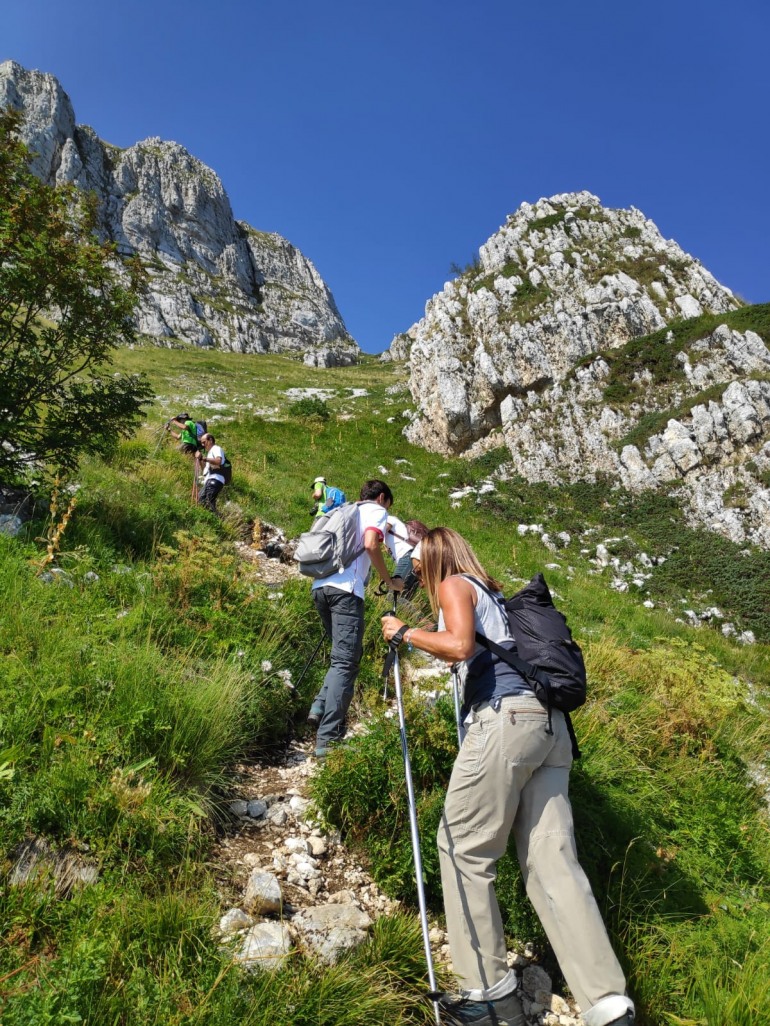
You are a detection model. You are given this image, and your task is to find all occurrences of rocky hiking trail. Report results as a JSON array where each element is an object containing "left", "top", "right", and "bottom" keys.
[{"left": 216, "top": 532, "right": 591, "bottom": 1026}]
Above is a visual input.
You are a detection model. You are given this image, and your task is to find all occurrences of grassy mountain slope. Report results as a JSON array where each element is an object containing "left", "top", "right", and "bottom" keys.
[{"left": 1, "top": 344, "right": 769, "bottom": 1025}]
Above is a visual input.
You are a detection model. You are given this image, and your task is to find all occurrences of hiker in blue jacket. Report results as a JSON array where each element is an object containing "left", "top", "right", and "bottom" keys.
[{"left": 382, "top": 527, "right": 634, "bottom": 1026}]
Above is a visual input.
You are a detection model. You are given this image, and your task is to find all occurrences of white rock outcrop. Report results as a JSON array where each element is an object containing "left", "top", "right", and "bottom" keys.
[
  {"left": 394, "top": 191, "right": 770, "bottom": 547},
  {"left": 401, "top": 191, "right": 737, "bottom": 455},
  {"left": 233, "top": 922, "right": 292, "bottom": 972},
  {"left": 292, "top": 903, "right": 373, "bottom": 963},
  {"left": 0, "top": 60, "right": 357, "bottom": 360}
]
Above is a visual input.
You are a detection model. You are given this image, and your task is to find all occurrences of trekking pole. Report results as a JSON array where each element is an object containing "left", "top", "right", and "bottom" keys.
[
  {"left": 151, "top": 423, "right": 168, "bottom": 459},
  {"left": 450, "top": 664, "right": 466, "bottom": 747},
  {"left": 293, "top": 633, "right": 325, "bottom": 691},
  {"left": 379, "top": 582, "right": 396, "bottom": 701},
  {"left": 191, "top": 460, "right": 199, "bottom": 504},
  {"left": 384, "top": 622, "right": 442, "bottom": 1025}
]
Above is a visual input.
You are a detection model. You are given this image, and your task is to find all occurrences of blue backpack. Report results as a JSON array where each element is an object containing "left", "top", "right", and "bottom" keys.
[{"left": 322, "top": 486, "right": 346, "bottom": 513}]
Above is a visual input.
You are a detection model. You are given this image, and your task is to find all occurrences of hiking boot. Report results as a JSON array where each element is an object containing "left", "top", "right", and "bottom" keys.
[
  {"left": 307, "top": 703, "right": 324, "bottom": 728},
  {"left": 582, "top": 995, "right": 635, "bottom": 1026},
  {"left": 439, "top": 990, "right": 525, "bottom": 1026}
]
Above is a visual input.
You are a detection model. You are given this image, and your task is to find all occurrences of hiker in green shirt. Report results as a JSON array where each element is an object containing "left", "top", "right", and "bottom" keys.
[
  {"left": 166, "top": 413, "right": 200, "bottom": 455},
  {"left": 310, "top": 476, "right": 346, "bottom": 518}
]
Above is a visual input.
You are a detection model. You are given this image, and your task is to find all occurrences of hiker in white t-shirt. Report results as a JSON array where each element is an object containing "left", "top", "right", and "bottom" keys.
[
  {"left": 196, "top": 434, "right": 226, "bottom": 512},
  {"left": 306, "top": 479, "right": 402, "bottom": 758}
]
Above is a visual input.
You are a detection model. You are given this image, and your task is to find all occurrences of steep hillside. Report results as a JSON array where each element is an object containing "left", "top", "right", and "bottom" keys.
[
  {"left": 1, "top": 348, "right": 769, "bottom": 1026},
  {"left": 393, "top": 192, "right": 770, "bottom": 548},
  {"left": 0, "top": 60, "right": 357, "bottom": 363}
]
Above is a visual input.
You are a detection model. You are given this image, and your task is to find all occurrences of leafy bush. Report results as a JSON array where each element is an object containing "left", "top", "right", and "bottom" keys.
[
  {"left": 288, "top": 396, "right": 331, "bottom": 420},
  {"left": 311, "top": 698, "right": 456, "bottom": 905},
  {"left": 449, "top": 254, "right": 481, "bottom": 277}
]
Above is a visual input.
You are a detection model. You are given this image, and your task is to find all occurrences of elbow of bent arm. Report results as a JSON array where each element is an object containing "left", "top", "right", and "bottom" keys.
[{"left": 454, "top": 639, "right": 476, "bottom": 661}]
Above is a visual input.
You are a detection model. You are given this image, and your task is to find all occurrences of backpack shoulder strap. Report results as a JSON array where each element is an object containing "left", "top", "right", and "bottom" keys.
[{"left": 463, "top": 573, "right": 507, "bottom": 614}]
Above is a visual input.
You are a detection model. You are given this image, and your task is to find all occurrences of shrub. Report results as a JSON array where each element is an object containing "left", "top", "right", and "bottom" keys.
[
  {"left": 289, "top": 397, "right": 331, "bottom": 421},
  {"left": 449, "top": 254, "right": 481, "bottom": 277}
]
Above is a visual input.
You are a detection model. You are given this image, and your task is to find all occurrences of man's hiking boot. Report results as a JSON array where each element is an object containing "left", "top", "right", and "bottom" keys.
[
  {"left": 307, "top": 703, "right": 324, "bottom": 729},
  {"left": 439, "top": 989, "right": 525, "bottom": 1026},
  {"left": 582, "top": 995, "right": 635, "bottom": 1026}
]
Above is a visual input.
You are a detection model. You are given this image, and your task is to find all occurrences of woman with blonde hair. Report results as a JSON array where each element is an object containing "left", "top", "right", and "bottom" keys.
[{"left": 382, "top": 527, "right": 633, "bottom": 1026}]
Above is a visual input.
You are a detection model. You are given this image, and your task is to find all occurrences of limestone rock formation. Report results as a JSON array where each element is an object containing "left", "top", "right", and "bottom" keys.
[
  {"left": 0, "top": 60, "right": 357, "bottom": 360},
  {"left": 490, "top": 325, "right": 770, "bottom": 547},
  {"left": 394, "top": 191, "right": 770, "bottom": 546},
  {"left": 401, "top": 191, "right": 737, "bottom": 453}
]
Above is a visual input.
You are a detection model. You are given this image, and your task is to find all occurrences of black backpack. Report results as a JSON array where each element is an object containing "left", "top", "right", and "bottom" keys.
[
  {"left": 470, "top": 574, "right": 587, "bottom": 756},
  {"left": 219, "top": 453, "right": 232, "bottom": 485}
]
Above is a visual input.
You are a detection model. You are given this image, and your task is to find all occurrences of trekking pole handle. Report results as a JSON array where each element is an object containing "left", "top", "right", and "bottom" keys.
[{"left": 388, "top": 624, "right": 408, "bottom": 648}]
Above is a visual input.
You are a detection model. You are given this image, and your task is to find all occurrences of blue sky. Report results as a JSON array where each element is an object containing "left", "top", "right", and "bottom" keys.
[{"left": 4, "top": 0, "right": 769, "bottom": 353}]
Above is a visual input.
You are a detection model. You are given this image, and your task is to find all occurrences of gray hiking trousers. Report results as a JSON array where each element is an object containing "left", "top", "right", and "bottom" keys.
[
  {"left": 311, "top": 586, "right": 364, "bottom": 749},
  {"left": 437, "top": 694, "right": 627, "bottom": 1012}
]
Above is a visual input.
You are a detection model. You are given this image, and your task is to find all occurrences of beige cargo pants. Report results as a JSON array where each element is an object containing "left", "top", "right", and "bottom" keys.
[{"left": 437, "top": 694, "right": 627, "bottom": 1012}]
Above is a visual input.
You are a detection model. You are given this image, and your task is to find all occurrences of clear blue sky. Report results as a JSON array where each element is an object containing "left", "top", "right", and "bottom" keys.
[{"left": 4, "top": 0, "right": 769, "bottom": 353}]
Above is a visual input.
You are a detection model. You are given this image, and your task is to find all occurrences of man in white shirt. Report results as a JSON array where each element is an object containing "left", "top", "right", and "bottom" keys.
[
  {"left": 307, "top": 479, "right": 402, "bottom": 758},
  {"left": 196, "top": 434, "right": 226, "bottom": 512}
]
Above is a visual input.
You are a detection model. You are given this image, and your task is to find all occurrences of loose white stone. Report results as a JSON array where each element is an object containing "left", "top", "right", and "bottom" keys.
[
  {"left": 234, "top": 922, "right": 292, "bottom": 971},
  {"left": 293, "top": 903, "right": 372, "bottom": 963},
  {"left": 243, "top": 870, "right": 282, "bottom": 916},
  {"left": 219, "top": 908, "right": 254, "bottom": 937}
]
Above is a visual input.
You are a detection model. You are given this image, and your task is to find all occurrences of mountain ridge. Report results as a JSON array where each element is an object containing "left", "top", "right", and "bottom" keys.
[{"left": 0, "top": 60, "right": 358, "bottom": 364}]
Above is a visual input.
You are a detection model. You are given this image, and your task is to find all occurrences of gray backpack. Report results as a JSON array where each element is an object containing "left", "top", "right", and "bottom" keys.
[{"left": 294, "top": 501, "right": 370, "bottom": 579}]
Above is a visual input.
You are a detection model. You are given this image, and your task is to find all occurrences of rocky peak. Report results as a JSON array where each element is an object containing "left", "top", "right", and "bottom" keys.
[
  {"left": 401, "top": 191, "right": 737, "bottom": 454},
  {"left": 0, "top": 60, "right": 357, "bottom": 361},
  {"left": 395, "top": 192, "right": 770, "bottom": 548}
]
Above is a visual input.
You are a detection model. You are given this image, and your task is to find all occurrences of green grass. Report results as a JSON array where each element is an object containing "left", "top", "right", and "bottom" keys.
[
  {"left": 1, "top": 344, "right": 769, "bottom": 1025},
  {"left": 313, "top": 625, "right": 770, "bottom": 1025},
  {"left": 598, "top": 303, "right": 770, "bottom": 406},
  {"left": 528, "top": 211, "right": 566, "bottom": 232},
  {"left": 471, "top": 259, "right": 524, "bottom": 294}
]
